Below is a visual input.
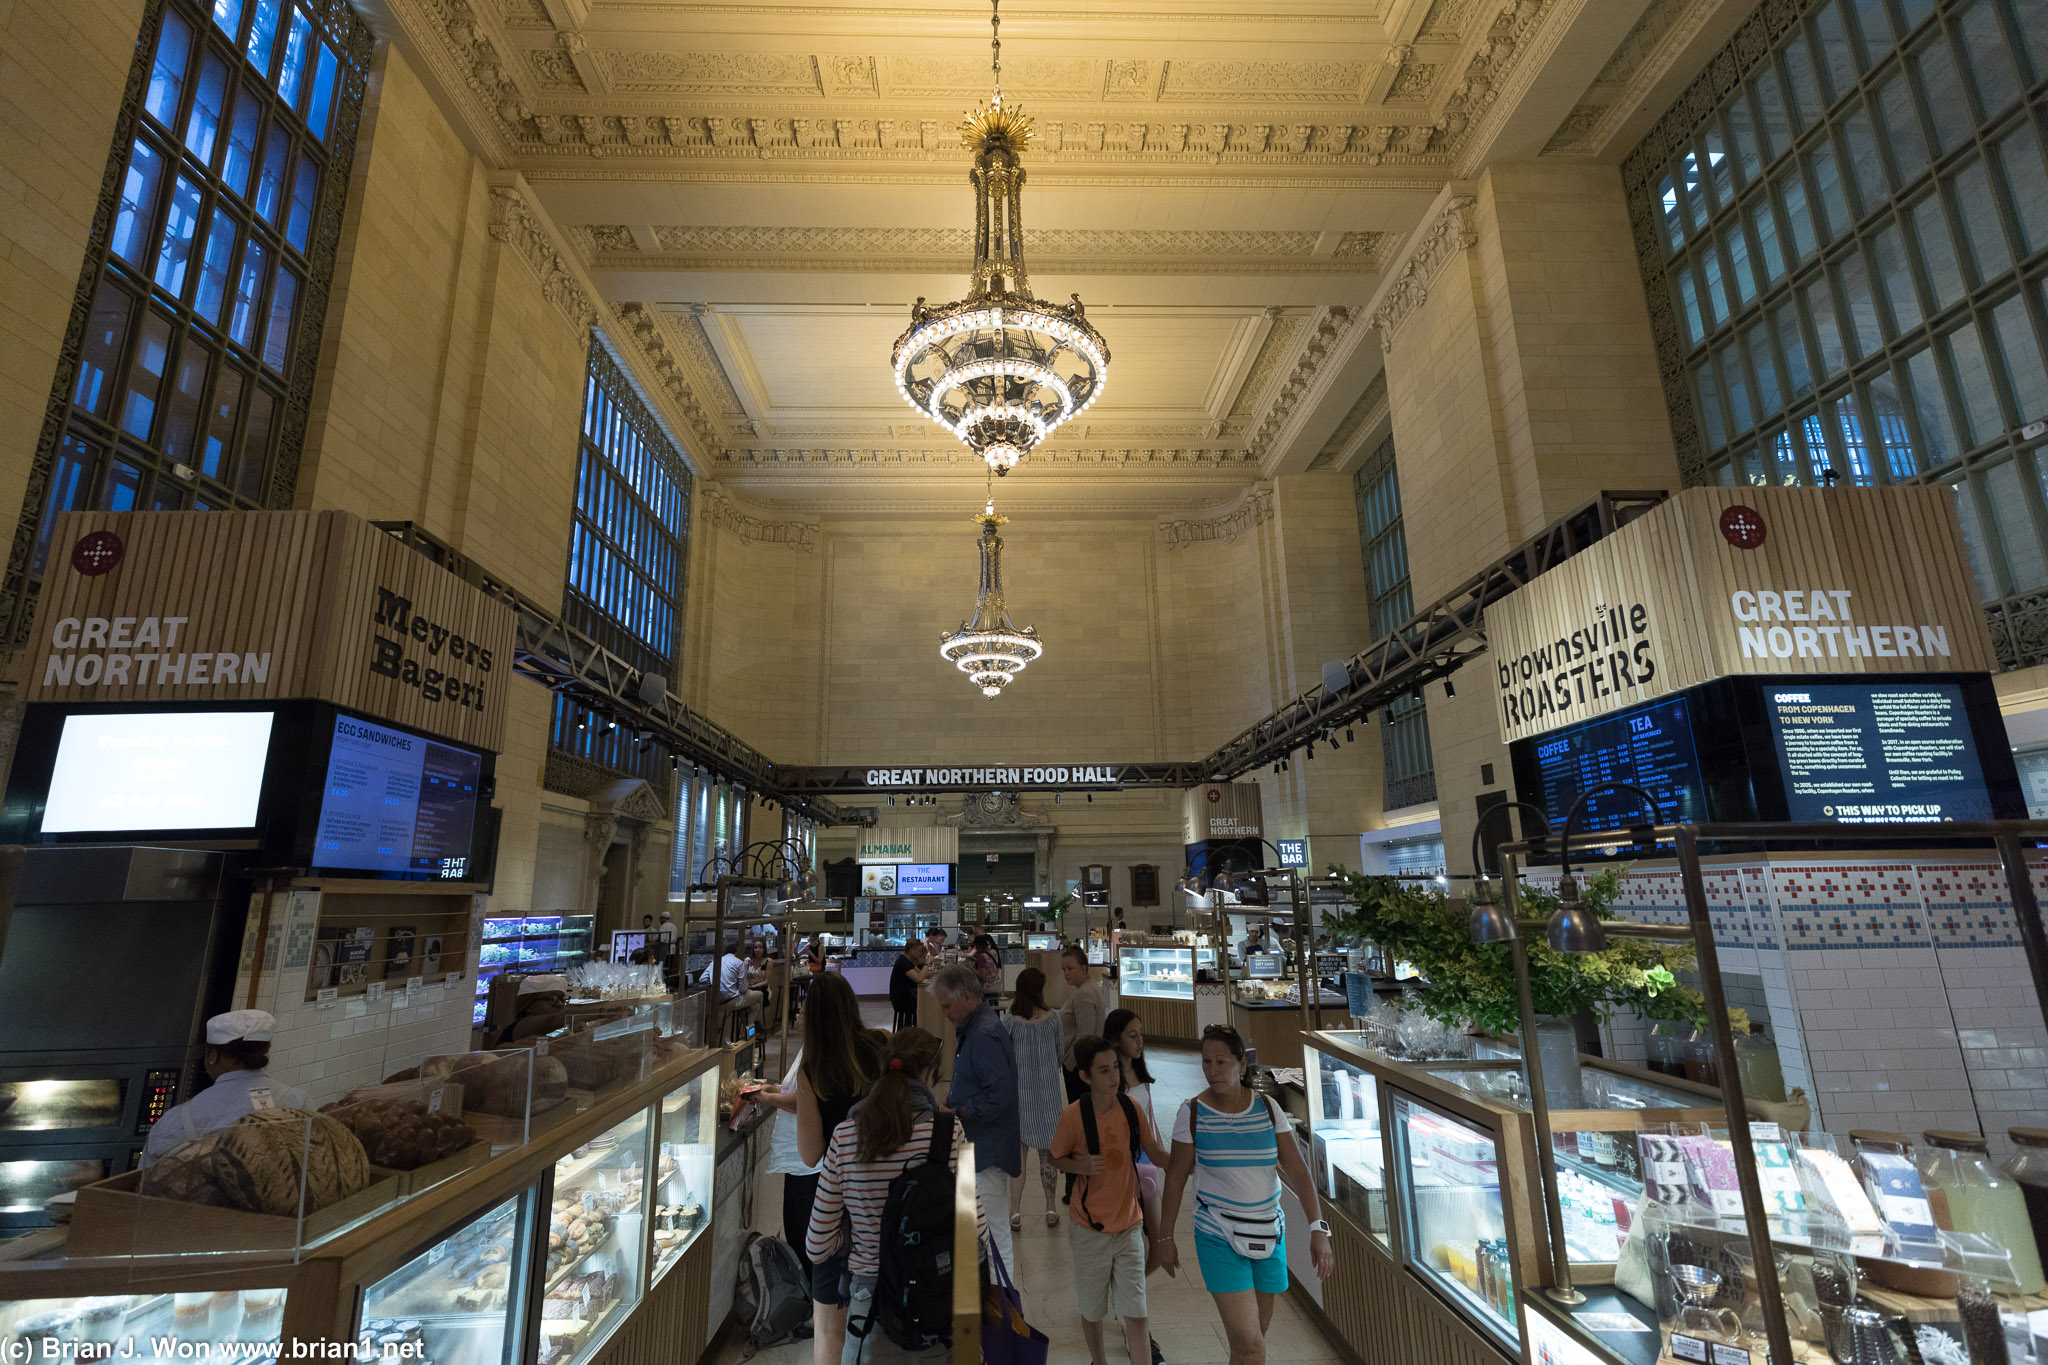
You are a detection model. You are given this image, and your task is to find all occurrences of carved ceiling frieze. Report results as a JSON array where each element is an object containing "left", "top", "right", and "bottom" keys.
[
  {"left": 701, "top": 486, "right": 820, "bottom": 551},
  {"left": 1227, "top": 314, "right": 1303, "bottom": 420},
  {"left": 1542, "top": 0, "right": 1716, "bottom": 158},
  {"left": 1159, "top": 483, "right": 1274, "bottom": 550},
  {"left": 1367, "top": 191, "right": 1478, "bottom": 347},
  {"left": 487, "top": 184, "right": 601, "bottom": 333},
  {"left": 1246, "top": 306, "right": 1361, "bottom": 458}
]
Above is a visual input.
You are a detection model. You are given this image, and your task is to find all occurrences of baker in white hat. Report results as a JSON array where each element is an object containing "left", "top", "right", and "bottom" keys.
[{"left": 140, "top": 1009, "right": 308, "bottom": 1168}]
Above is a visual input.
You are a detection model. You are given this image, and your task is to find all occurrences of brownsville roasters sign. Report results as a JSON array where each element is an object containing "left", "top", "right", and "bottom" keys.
[
  {"left": 1485, "top": 486, "right": 1999, "bottom": 745},
  {"left": 26, "top": 510, "right": 517, "bottom": 752}
]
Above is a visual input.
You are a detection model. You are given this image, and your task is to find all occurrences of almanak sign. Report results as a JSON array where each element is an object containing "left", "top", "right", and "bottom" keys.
[
  {"left": 26, "top": 510, "right": 517, "bottom": 752},
  {"left": 1486, "top": 486, "right": 1998, "bottom": 744},
  {"left": 855, "top": 827, "right": 960, "bottom": 866}
]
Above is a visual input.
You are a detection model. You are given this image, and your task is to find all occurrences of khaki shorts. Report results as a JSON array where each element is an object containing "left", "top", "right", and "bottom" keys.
[{"left": 1067, "top": 1220, "right": 1148, "bottom": 1323}]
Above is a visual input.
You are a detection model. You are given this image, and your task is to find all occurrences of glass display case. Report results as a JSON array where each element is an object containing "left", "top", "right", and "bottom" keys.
[
  {"left": 1026, "top": 933, "right": 1060, "bottom": 951},
  {"left": 1304, "top": 1042, "right": 1388, "bottom": 1243},
  {"left": 476, "top": 915, "right": 596, "bottom": 1024},
  {"left": 1, "top": 1289, "right": 292, "bottom": 1360},
  {"left": 360, "top": 1191, "right": 531, "bottom": 1365},
  {"left": 651, "top": 1068, "right": 716, "bottom": 1281},
  {"left": 1425, "top": 1059, "right": 1722, "bottom": 1268},
  {"left": 1390, "top": 1091, "right": 1519, "bottom": 1347},
  {"left": 1118, "top": 945, "right": 1195, "bottom": 999},
  {"left": 541, "top": 1106, "right": 652, "bottom": 1365}
]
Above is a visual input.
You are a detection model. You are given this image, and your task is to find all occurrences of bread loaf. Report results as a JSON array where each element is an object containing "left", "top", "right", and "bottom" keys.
[{"left": 142, "top": 1109, "right": 371, "bottom": 1215}]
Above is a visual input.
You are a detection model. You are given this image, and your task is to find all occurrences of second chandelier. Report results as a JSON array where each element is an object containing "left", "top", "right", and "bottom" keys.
[{"left": 889, "top": 0, "right": 1111, "bottom": 477}]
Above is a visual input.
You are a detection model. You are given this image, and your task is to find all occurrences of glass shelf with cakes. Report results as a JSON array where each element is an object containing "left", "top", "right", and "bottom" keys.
[
  {"left": 1117, "top": 945, "right": 1196, "bottom": 999},
  {"left": 2, "top": 1288, "right": 292, "bottom": 1361},
  {"left": 650, "top": 1067, "right": 716, "bottom": 1280},
  {"left": 540, "top": 1106, "right": 653, "bottom": 1365},
  {"left": 357, "top": 1190, "right": 533, "bottom": 1365}
]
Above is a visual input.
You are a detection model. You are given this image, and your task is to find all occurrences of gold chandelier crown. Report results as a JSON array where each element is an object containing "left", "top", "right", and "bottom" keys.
[{"left": 888, "top": 0, "right": 1110, "bottom": 478}]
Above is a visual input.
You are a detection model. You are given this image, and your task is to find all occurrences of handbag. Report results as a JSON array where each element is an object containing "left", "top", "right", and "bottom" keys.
[{"left": 980, "top": 1238, "right": 1050, "bottom": 1365}]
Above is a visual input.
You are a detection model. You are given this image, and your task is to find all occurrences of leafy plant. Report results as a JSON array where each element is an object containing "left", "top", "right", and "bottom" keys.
[
  {"left": 1046, "top": 893, "right": 1072, "bottom": 921},
  {"left": 1327, "top": 867, "right": 1729, "bottom": 1037}
]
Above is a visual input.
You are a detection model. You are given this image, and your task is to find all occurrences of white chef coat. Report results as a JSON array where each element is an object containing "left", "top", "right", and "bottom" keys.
[{"left": 140, "top": 1068, "right": 308, "bottom": 1168}]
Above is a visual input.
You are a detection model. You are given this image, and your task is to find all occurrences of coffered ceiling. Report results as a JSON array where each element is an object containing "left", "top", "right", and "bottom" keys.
[{"left": 367, "top": 0, "right": 1745, "bottom": 517}]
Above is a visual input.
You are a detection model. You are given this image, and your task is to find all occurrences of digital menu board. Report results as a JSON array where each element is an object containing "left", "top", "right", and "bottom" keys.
[
  {"left": 313, "top": 715, "right": 483, "bottom": 878},
  {"left": 1764, "top": 682, "right": 1992, "bottom": 823},
  {"left": 1526, "top": 694, "right": 1709, "bottom": 829},
  {"left": 895, "top": 863, "right": 953, "bottom": 895}
]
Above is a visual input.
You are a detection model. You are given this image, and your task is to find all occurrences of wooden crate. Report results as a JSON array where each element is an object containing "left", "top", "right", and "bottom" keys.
[{"left": 69, "top": 1168, "right": 404, "bottom": 1257}]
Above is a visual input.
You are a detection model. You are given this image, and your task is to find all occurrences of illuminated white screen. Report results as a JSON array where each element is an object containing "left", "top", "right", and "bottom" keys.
[{"left": 42, "top": 711, "right": 275, "bottom": 832}]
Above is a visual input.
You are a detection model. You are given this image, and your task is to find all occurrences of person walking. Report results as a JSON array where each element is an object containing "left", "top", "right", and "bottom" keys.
[
  {"left": 969, "top": 933, "right": 1004, "bottom": 1001},
  {"left": 1157, "top": 1026, "right": 1334, "bottom": 1365},
  {"left": 888, "top": 940, "right": 929, "bottom": 1030},
  {"left": 805, "top": 1027, "right": 986, "bottom": 1365},
  {"left": 760, "top": 974, "right": 881, "bottom": 1365},
  {"left": 1051, "top": 1034, "right": 1170, "bottom": 1365},
  {"left": 1003, "top": 967, "right": 1066, "bottom": 1230},
  {"left": 1104, "top": 1008, "right": 1165, "bottom": 1271},
  {"left": 1056, "top": 946, "right": 1110, "bottom": 1101},
  {"left": 932, "top": 962, "right": 1021, "bottom": 1277}
]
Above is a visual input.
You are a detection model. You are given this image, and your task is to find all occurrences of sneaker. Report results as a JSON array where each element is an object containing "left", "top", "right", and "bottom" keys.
[{"left": 1150, "top": 1338, "right": 1165, "bottom": 1365}]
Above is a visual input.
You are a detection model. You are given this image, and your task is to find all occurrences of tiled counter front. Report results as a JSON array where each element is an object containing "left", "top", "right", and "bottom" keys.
[{"left": 1518, "top": 854, "right": 2048, "bottom": 1157}]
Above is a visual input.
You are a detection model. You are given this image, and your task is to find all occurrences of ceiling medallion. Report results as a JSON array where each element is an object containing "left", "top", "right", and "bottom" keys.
[
  {"left": 889, "top": 0, "right": 1111, "bottom": 477},
  {"left": 940, "top": 498, "right": 1043, "bottom": 696}
]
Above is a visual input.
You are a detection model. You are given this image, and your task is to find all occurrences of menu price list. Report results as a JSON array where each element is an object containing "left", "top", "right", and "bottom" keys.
[
  {"left": 1530, "top": 696, "right": 1708, "bottom": 829},
  {"left": 315, "top": 716, "right": 482, "bottom": 876},
  {"left": 1765, "top": 682, "right": 1992, "bottom": 823}
]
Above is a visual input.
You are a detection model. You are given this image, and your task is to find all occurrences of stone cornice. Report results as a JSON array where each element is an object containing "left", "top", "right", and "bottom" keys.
[
  {"left": 1365, "top": 185, "right": 1479, "bottom": 348},
  {"left": 701, "top": 486, "right": 820, "bottom": 551},
  {"left": 609, "top": 302, "right": 724, "bottom": 454},
  {"left": 486, "top": 180, "right": 601, "bottom": 332},
  {"left": 1245, "top": 305, "right": 1364, "bottom": 459},
  {"left": 1540, "top": 0, "right": 1723, "bottom": 159},
  {"left": 1449, "top": 0, "right": 1567, "bottom": 179},
  {"left": 1158, "top": 483, "right": 1274, "bottom": 550}
]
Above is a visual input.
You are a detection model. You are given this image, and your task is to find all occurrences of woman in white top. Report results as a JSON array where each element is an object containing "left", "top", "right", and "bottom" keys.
[
  {"left": 1157, "top": 1025, "right": 1333, "bottom": 1365},
  {"left": 1103, "top": 1008, "right": 1163, "bottom": 1269}
]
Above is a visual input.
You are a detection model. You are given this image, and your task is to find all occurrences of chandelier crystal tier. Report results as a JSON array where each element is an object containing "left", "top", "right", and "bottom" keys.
[
  {"left": 889, "top": 0, "right": 1110, "bottom": 477},
  {"left": 940, "top": 501, "right": 1043, "bottom": 697}
]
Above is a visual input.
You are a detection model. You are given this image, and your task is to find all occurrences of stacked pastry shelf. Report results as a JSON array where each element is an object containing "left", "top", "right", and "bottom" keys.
[{"left": 475, "top": 915, "right": 596, "bottom": 1024}]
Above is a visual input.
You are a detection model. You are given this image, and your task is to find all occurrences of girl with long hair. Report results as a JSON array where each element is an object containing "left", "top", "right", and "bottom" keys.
[
  {"left": 806, "top": 1027, "right": 986, "bottom": 1365},
  {"left": 1003, "top": 967, "right": 1066, "bottom": 1229},
  {"left": 759, "top": 973, "right": 880, "bottom": 1365},
  {"left": 970, "top": 932, "right": 1003, "bottom": 999},
  {"left": 1103, "top": 1008, "right": 1164, "bottom": 1269},
  {"left": 1157, "top": 1026, "right": 1333, "bottom": 1365}
]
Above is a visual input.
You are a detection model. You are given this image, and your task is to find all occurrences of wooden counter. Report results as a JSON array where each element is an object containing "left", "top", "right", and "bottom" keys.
[
  {"left": 1120, "top": 989, "right": 1197, "bottom": 1044},
  {"left": 1231, "top": 997, "right": 1350, "bottom": 1069}
]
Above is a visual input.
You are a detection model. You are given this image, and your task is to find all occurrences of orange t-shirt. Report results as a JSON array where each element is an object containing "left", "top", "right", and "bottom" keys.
[{"left": 1050, "top": 1095, "right": 1156, "bottom": 1234}]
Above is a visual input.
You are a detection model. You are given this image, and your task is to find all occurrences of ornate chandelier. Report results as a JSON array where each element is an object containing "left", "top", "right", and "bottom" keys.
[
  {"left": 889, "top": 0, "right": 1110, "bottom": 477},
  {"left": 940, "top": 500, "right": 1043, "bottom": 696}
]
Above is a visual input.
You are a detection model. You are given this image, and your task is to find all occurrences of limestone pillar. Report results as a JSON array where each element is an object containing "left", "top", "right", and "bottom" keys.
[{"left": 1370, "top": 163, "right": 1681, "bottom": 875}]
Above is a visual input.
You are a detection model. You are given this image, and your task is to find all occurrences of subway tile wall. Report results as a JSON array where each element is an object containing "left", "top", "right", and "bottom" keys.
[{"left": 1522, "top": 855, "right": 2047, "bottom": 1157}]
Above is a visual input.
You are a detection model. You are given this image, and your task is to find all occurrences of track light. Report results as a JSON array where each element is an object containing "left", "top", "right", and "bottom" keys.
[
  {"left": 1055, "top": 792, "right": 1062, "bottom": 804},
  {"left": 1273, "top": 763, "right": 1281, "bottom": 775},
  {"left": 1086, "top": 792, "right": 1093, "bottom": 803},
  {"left": 1410, "top": 687, "right": 1423, "bottom": 704},
  {"left": 575, "top": 713, "right": 589, "bottom": 731},
  {"left": 888, "top": 795, "right": 895, "bottom": 806},
  {"left": 1444, "top": 678, "right": 1457, "bottom": 699},
  {"left": 1346, "top": 727, "right": 1355, "bottom": 742},
  {"left": 1306, "top": 744, "right": 1315, "bottom": 761}
]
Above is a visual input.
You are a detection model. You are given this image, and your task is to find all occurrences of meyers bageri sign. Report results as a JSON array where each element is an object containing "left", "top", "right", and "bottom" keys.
[
  {"left": 1485, "top": 487, "right": 1998, "bottom": 745},
  {"left": 26, "top": 510, "right": 517, "bottom": 752}
]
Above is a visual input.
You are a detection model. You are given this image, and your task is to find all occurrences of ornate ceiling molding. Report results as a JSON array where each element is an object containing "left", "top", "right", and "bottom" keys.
[
  {"left": 1441, "top": 0, "right": 1563, "bottom": 178},
  {"left": 1366, "top": 187, "right": 1479, "bottom": 347},
  {"left": 1245, "top": 306, "right": 1362, "bottom": 457},
  {"left": 569, "top": 224, "right": 1395, "bottom": 275},
  {"left": 1158, "top": 483, "right": 1274, "bottom": 550},
  {"left": 1541, "top": 0, "right": 1722, "bottom": 159},
  {"left": 487, "top": 182, "right": 601, "bottom": 333},
  {"left": 716, "top": 444, "right": 1260, "bottom": 472},
  {"left": 701, "top": 485, "right": 820, "bottom": 551},
  {"left": 608, "top": 301, "right": 724, "bottom": 453}
]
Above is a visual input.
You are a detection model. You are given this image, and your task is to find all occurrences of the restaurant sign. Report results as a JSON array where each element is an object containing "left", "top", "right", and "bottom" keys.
[
  {"left": 26, "top": 510, "right": 516, "bottom": 752},
  {"left": 1485, "top": 487, "right": 1998, "bottom": 744}
]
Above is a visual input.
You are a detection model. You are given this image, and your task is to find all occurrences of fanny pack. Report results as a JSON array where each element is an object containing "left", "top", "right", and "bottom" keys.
[{"left": 1188, "top": 1095, "right": 1282, "bottom": 1260}]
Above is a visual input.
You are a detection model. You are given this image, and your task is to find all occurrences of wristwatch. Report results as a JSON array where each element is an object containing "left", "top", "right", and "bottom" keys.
[{"left": 1305, "top": 1220, "right": 1331, "bottom": 1236}]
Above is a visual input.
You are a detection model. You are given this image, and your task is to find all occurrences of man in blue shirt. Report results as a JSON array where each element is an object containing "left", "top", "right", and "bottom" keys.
[{"left": 933, "top": 962, "right": 1020, "bottom": 1274}]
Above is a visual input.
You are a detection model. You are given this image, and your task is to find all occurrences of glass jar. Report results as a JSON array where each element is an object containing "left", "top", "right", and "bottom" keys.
[
  {"left": 1682, "top": 1024, "right": 1720, "bottom": 1087},
  {"left": 1921, "top": 1130, "right": 2045, "bottom": 1294},
  {"left": 1646, "top": 1020, "right": 1688, "bottom": 1078},
  {"left": 1731, "top": 1025, "right": 1787, "bottom": 1104},
  {"left": 2001, "top": 1127, "right": 2048, "bottom": 1263}
]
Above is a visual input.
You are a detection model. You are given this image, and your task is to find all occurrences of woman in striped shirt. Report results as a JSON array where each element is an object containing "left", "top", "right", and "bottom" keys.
[
  {"left": 1157, "top": 1025, "right": 1333, "bottom": 1365},
  {"left": 805, "top": 1027, "right": 985, "bottom": 1364}
]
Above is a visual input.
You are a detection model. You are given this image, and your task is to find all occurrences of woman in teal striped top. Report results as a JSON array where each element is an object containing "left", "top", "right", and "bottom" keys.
[{"left": 1157, "top": 1025, "right": 1333, "bottom": 1365}]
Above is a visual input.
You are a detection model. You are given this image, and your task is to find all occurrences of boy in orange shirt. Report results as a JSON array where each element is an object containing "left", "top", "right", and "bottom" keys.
[{"left": 1052, "top": 1035, "right": 1173, "bottom": 1365}]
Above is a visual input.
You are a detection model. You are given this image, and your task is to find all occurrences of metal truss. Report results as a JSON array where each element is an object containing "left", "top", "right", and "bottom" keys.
[{"left": 371, "top": 522, "right": 865, "bottom": 827}]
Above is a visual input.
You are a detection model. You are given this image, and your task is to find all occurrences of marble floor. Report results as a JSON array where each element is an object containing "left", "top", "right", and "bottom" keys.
[{"left": 716, "top": 1004, "right": 1345, "bottom": 1365}]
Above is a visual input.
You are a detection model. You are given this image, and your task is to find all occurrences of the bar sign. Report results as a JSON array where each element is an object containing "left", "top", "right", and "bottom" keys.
[{"left": 1276, "top": 839, "right": 1308, "bottom": 868}]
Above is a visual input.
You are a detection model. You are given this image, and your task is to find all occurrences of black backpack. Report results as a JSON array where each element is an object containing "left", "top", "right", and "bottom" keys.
[
  {"left": 866, "top": 1112, "right": 959, "bottom": 1351},
  {"left": 733, "top": 1231, "right": 813, "bottom": 1352},
  {"left": 1075, "top": 1094, "right": 1142, "bottom": 1231}
]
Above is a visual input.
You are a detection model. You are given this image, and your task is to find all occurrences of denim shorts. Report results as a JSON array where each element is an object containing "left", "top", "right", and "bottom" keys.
[{"left": 811, "top": 1249, "right": 851, "bottom": 1307}]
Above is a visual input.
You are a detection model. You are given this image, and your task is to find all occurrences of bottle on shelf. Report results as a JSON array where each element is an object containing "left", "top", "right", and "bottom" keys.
[
  {"left": 1731, "top": 1024, "right": 1787, "bottom": 1104},
  {"left": 1646, "top": 1020, "right": 1688, "bottom": 1078},
  {"left": 1921, "top": 1130, "right": 2045, "bottom": 1295},
  {"left": 1682, "top": 1024, "right": 1720, "bottom": 1087},
  {"left": 2002, "top": 1128, "right": 2048, "bottom": 1264}
]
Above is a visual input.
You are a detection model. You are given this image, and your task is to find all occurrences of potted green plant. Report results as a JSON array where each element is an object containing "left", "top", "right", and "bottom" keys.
[{"left": 1326, "top": 867, "right": 1731, "bottom": 1103}]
